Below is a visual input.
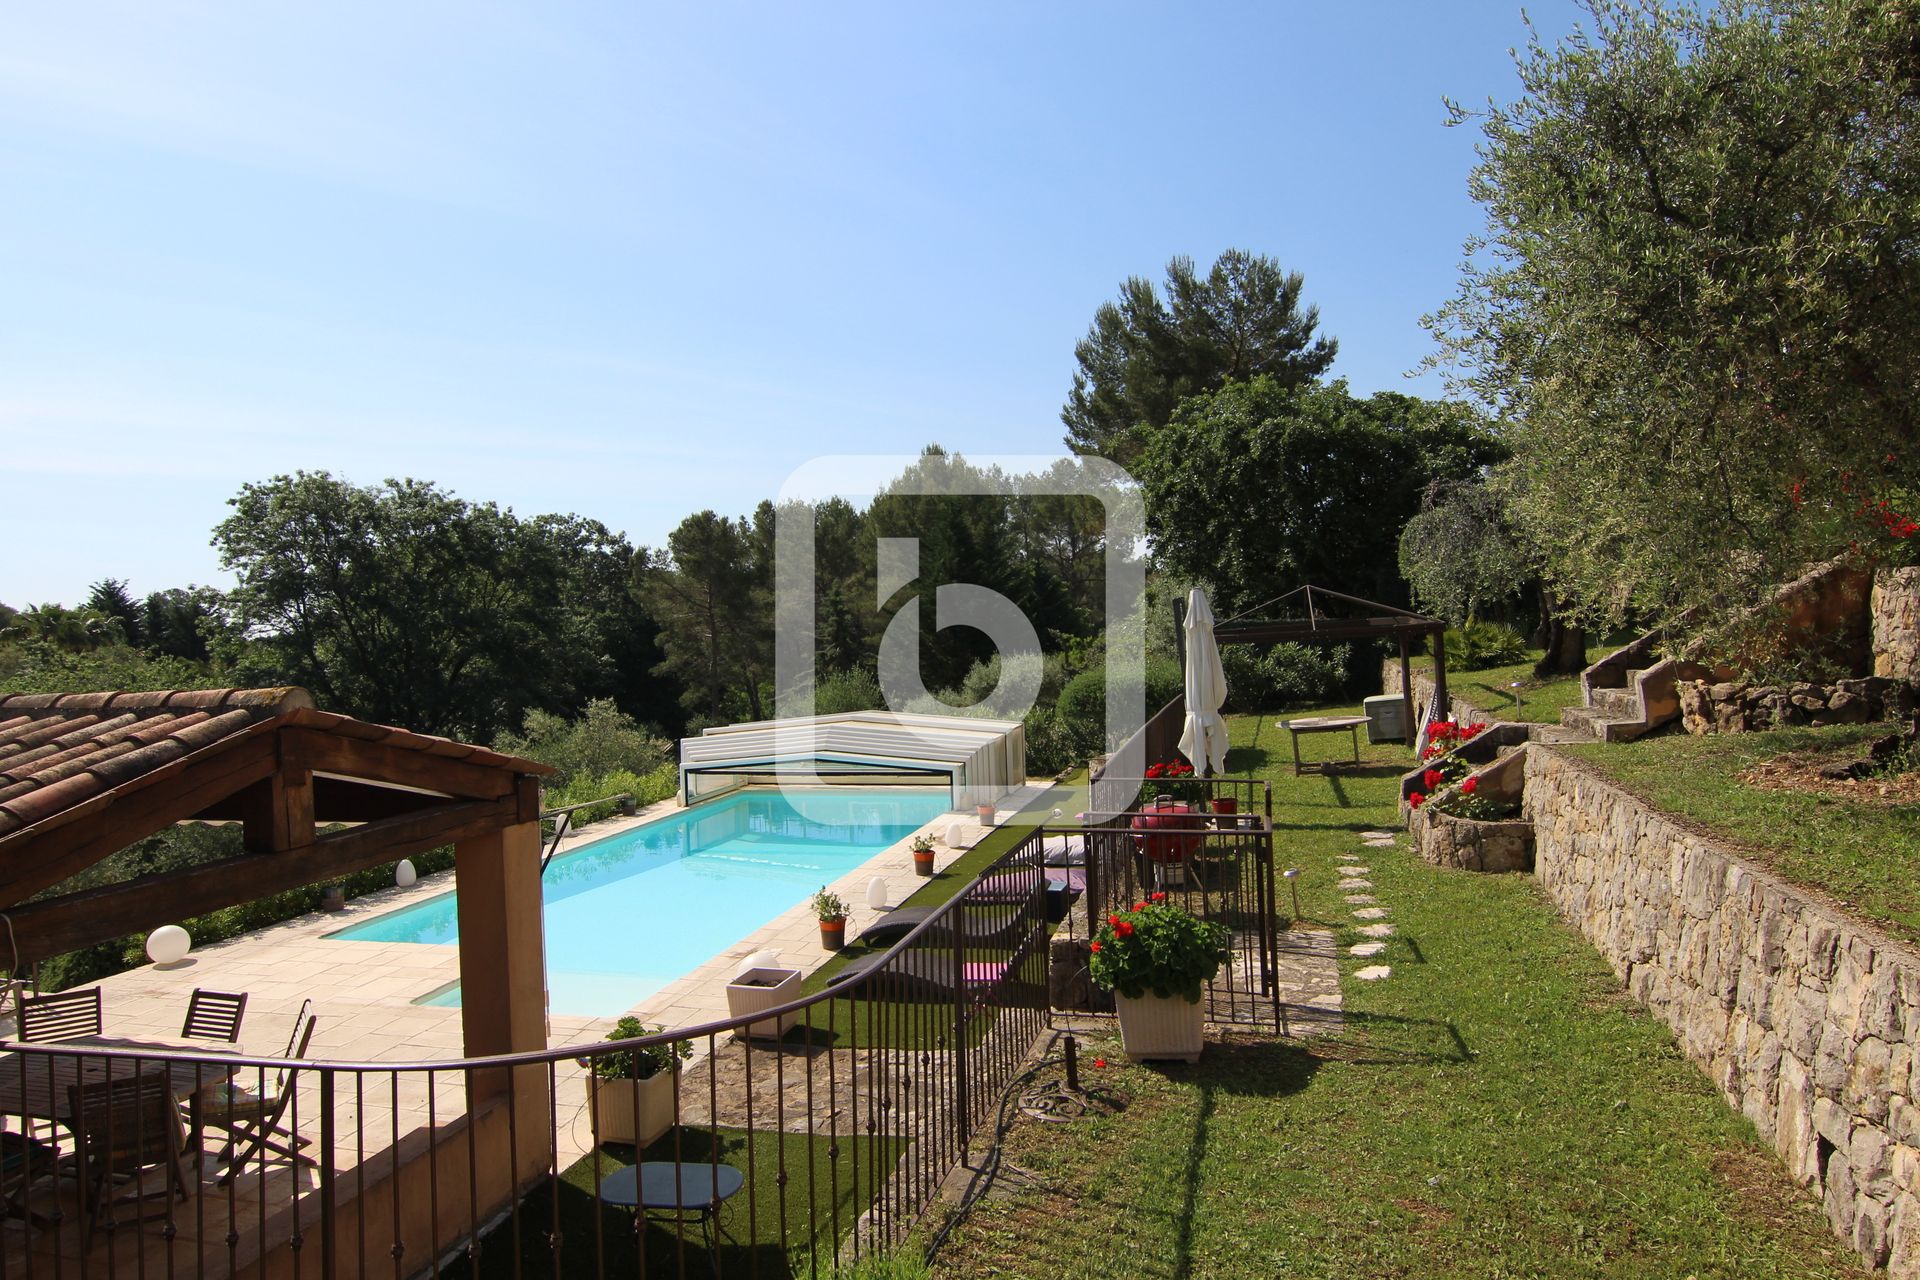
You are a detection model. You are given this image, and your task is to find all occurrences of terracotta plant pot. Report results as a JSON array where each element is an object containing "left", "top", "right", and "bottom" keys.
[
  {"left": 1211, "top": 796, "right": 1237, "bottom": 817},
  {"left": 319, "top": 886, "right": 346, "bottom": 913},
  {"left": 976, "top": 804, "right": 996, "bottom": 825},
  {"left": 820, "top": 918, "right": 846, "bottom": 951},
  {"left": 912, "top": 851, "right": 936, "bottom": 877}
]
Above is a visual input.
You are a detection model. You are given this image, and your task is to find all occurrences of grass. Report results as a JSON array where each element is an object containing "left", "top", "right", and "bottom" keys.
[
  {"left": 1563, "top": 722, "right": 1920, "bottom": 946},
  {"left": 447, "top": 1125, "right": 904, "bottom": 1280},
  {"left": 925, "top": 708, "right": 1863, "bottom": 1279},
  {"left": 1406, "top": 646, "right": 1608, "bottom": 725}
]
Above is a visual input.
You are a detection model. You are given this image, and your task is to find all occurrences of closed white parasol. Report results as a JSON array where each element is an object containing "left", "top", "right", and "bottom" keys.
[{"left": 1177, "top": 587, "right": 1231, "bottom": 776}]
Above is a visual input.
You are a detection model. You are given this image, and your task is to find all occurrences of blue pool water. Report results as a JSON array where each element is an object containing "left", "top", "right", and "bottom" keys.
[{"left": 328, "top": 787, "right": 951, "bottom": 1016}]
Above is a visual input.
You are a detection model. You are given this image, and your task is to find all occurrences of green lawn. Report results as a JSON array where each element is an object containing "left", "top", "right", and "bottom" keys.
[
  {"left": 926, "top": 709, "right": 1861, "bottom": 1279},
  {"left": 1408, "top": 647, "right": 1607, "bottom": 725},
  {"left": 446, "top": 1126, "right": 903, "bottom": 1280},
  {"left": 1564, "top": 723, "right": 1920, "bottom": 946}
]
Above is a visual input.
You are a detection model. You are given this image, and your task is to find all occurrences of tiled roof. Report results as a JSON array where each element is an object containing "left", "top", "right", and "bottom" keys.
[{"left": 0, "top": 688, "right": 548, "bottom": 838}]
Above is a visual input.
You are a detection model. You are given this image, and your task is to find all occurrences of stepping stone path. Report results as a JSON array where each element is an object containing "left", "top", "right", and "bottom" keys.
[{"left": 1342, "top": 833, "right": 1402, "bottom": 981}]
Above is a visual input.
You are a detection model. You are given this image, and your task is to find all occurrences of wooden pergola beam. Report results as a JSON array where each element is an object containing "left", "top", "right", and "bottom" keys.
[
  {"left": 0, "top": 733, "right": 280, "bottom": 909},
  {"left": 281, "top": 728, "right": 514, "bottom": 802},
  {"left": 0, "top": 793, "right": 525, "bottom": 965}
]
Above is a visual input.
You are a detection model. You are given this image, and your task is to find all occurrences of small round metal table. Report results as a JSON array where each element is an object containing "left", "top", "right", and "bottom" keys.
[
  {"left": 598, "top": 1162, "right": 746, "bottom": 1270},
  {"left": 1280, "top": 715, "right": 1369, "bottom": 775}
]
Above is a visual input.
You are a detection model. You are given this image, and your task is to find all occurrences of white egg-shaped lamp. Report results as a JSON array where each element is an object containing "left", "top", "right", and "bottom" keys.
[
  {"left": 945, "top": 820, "right": 965, "bottom": 849},
  {"left": 1052, "top": 807, "right": 1063, "bottom": 820},
  {"left": 737, "top": 948, "right": 783, "bottom": 977},
  {"left": 865, "top": 876, "right": 889, "bottom": 910},
  {"left": 146, "top": 925, "right": 191, "bottom": 967},
  {"left": 395, "top": 859, "right": 418, "bottom": 888}
]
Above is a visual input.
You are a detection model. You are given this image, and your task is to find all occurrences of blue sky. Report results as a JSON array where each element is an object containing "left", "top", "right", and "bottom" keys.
[{"left": 1, "top": 1, "right": 1584, "bottom": 606}]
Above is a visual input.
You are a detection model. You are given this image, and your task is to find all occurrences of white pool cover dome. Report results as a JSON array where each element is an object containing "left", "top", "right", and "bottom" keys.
[{"left": 678, "top": 711, "right": 1026, "bottom": 811}]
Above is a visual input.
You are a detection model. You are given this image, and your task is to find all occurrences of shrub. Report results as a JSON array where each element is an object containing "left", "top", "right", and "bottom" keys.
[
  {"left": 1020, "top": 705, "right": 1078, "bottom": 777},
  {"left": 814, "top": 668, "right": 884, "bottom": 715},
  {"left": 495, "top": 699, "right": 668, "bottom": 789},
  {"left": 1053, "top": 658, "right": 1183, "bottom": 760},
  {"left": 1218, "top": 642, "right": 1348, "bottom": 711},
  {"left": 1440, "top": 621, "right": 1529, "bottom": 671}
]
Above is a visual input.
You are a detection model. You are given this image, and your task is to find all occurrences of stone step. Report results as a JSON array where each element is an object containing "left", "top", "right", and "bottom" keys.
[
  {"left": 1558, "top": 706, "right": 1609, "bottom": 737},
  {"left": 1589, "top": 685, "right": 1641, "bottom": 718}
]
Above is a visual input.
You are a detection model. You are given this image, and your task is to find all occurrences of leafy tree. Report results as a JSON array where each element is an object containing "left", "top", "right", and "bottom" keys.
[
  {"left": 1426, "top": 0, "right": 1920, "bottom": 628},
  {"left": 634, "top": 508, "right": 773, "bottom": 724},
  {"left": 1397, "top": 478, "right": 1531, "bottom": 624},
  {"left": 215, "top": 472, "right": 568, "bottom": 740},
  {"left": 1064, "top": 249, "right": 1337, "bottom": 465},
  {"left": 1136, "top": 378, "right": 1506, "bottom": 615},
  {"left": 140, "top": 587, "right": 220, "bottom": 664},
  {"left": 85, "top": 579, "right": 144, "bottom": 647}
]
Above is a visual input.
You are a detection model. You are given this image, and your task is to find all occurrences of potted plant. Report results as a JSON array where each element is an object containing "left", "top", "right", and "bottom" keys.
[
  {"left": 1088, "top": 895, "right": 1231, "bottom": 1062},
  {"left": 910, "top": 834, "right": 936, "bottom": 876},
  {"left": 976, "top": 802, "right": 997, "bottom": 826},
  {"left": 318, "top": 882, "right": 347, "bottom": 912},
  {"left": 579, "top": 1016, "right": 692, "bottom": 1146},
  {"left": 813, "top": 887, "right": 850, "bottom": 951}
]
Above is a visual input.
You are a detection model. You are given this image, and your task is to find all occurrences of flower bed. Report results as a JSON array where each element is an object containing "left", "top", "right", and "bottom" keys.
[{"left": 1410, "top": 804, "right": 1534, "bottom": 873}]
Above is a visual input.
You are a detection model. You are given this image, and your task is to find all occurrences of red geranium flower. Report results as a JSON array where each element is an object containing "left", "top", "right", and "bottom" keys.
[
  {"left": 1409, "top": 792, "right": 1426, "bottom": 808},
  {"left": 1089, "top": 941, "right": 1101, "bottom": 953},
  {"left": 1092, "top": 1057, "right": 1107, "bottom": 1068},
  {"left": 1108, "top": 913, "right": 1122, "bottom": 927},
  {"left": 1150, "top": 891, "right": 1167, "bottom": 903},
  {"left": 1462, "top": 776, "right": 1478, "bottom": 795},
  {"left": 1145, "top": 762, "right": 1165, "bottom": 779},
  {"left": 1132, "top": 901, "right": 1147, "bottom": 911},
  {"left": 1423, "top": 769, "right": 1444, "bottom": 790},
  {"left": 1115, "top": 921, "right": 1134, "bottom": 937}
]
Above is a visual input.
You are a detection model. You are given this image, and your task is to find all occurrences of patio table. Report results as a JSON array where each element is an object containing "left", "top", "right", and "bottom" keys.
[
  {"left": 0, "top": 1037, "right": 240, "bottom": 1124},
  {"left": 599, "top": 1161, "right": 745, "bottom": 1267},
  {"left": 1280, "top": 715, "right": 1369, "bottom": 776}
]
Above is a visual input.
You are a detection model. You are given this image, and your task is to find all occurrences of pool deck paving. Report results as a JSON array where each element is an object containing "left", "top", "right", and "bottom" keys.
[{"left": 33, "top": 783, "right": 1057, "bottom": 1182}]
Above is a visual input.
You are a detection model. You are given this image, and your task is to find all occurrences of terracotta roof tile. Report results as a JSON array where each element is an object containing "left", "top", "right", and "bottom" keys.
[{"left": 0, "top": 687, "right": 548, "bottom": 841}]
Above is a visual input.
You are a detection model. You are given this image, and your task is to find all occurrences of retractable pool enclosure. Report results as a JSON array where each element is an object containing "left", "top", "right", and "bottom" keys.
[{"left": 678, "top": 710, "right": 1027, "bottom": 810}]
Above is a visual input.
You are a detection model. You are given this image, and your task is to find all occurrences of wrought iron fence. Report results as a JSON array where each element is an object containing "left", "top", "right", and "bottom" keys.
[{"left": 0, "top": 838, "right": 1058, "bottom": 1280}]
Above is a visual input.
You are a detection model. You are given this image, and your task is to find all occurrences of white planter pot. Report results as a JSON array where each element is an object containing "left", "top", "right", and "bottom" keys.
[
  {"left": 587, "top": 1071, "right": 675, "bottom": 1147},
  {"left": 1114, "top": 992, "right": 1207, "bottom": 1063},
  {"left": 726, "top": 966, "right": 802, "bottom": 1041}
]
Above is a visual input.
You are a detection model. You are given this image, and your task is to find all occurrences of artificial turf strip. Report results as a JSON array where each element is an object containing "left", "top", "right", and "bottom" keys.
[
  {"left": 926, "top": 710, "right": 1863, "bottom": 1279},
  {"left": 1562, "top": 722, "right": 1920, "bottom": 947},
  {"left": 446, "top": 1126, "right": 903, "bottom": 1280}
]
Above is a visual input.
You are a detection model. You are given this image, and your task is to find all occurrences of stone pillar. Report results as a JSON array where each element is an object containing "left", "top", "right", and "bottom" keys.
[
  {"left": 454, "top": 817, "right": 548, "bottom": 1102},
  {"left": 1873, "top": 566, "right": 1920, "bottom": 680}
]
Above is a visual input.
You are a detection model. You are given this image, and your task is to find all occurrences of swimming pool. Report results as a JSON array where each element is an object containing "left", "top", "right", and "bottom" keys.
[{"left": 328, "top": 786, "right": 952, "bottom": 1016}]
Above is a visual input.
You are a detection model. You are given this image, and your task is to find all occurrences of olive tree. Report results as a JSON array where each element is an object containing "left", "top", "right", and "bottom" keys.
[{"left": 1427, "top": 0, "right": 1920, "bottom": 628}]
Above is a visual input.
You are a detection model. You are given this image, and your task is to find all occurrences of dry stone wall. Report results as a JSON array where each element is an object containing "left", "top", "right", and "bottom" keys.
[
  {"left": 1409, "top": 807, "right": 1533, "bottom": 872},
  {"left": 1526, "top": 747, "right": 1920, "bottom": 1273},
  {"left": 1878, "top": 567, "right": 1920, "bottom": 681},
  {"left": 1677, "top": 676, "right": 1916, "bottom": 735}
]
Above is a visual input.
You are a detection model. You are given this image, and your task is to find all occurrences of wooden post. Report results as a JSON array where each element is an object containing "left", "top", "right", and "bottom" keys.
[
  {"left": 1432, "top": 627, "right": 1452, "bottom": 722},
  {"left": 237, "top": 766, "right": 314, "bottom": 853},
  {"left": 1397, "top": 634, "right": 1416, "bottom": 752},
  {"left": 454, "top": 803, "right": 548, "bottom": 1105}
]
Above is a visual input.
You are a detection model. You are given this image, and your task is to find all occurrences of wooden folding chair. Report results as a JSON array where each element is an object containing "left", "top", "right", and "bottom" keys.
[
  {"left": 203, "top": 1001, "right": 318, "bottom": 1184},
  {"left": 181, "top": 988, "right": 248, "bottom": 1043},
  {"left": 17, "top": 988, "right": 102, "bottom": 1043},
  {"left": 64, "top": 1072, "right": 192, "bottom": 1236}
]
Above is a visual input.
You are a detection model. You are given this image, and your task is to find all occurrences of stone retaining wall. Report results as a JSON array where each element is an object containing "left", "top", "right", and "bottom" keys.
[
  {"left": 1526, "top": 747, "right": 1920, "bottom": 1273},
  {"left": 1878, "top": 567, "right": 1920, "bottom": 681},
  {"left": 1410, "top": 806, "right": 1533, "bottom": 872},
  {"left": 1678, "top": 675, "right": 1917, "bottom": 735}
]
